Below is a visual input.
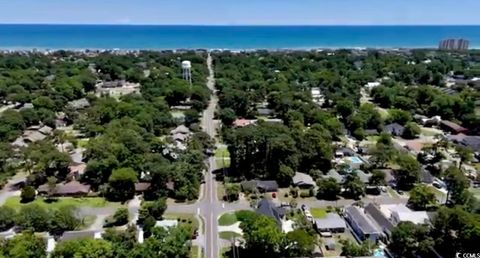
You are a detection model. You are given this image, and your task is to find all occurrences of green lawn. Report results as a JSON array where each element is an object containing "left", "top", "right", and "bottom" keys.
[
  {"left": 428, "top": 185, "right": 447, "bottom": 203},
  {"left": 310, "top": 208, "right": 327, "bottom": 218},
  {"left": 215, "top": 158, "right": 230, "bottom": 169},
  {"left": 77, "top": 138, "right": 90, "bottom": 148},
  {"left": 469, "top": 187, "right": 480, "bottom": 199},
  {"left": 218, "top": 212, "right": 238, "bottom": 226},
  {"left": 377, "top": 108, "right": 390, "bottom": 119},
  {"left": 219, "top": 231, "right": 242, "bottom": 240},
  {"left": 420, "top": 128, "right": 440, "bottom": 137},
  {"left": 3, "top": 196, "right": 121, "bottom": 210},
  {"left": 164, "top": 213, "right": 200, "bottom": 233},
  {"left": 221, "top": 247, "right": 231, "bottom": 258},
  {"left": 79, "top": 215, "right": 96, "bottom": 230},
  {"left": 215, "top": 147, "right": 230, "bottom": 158},
  {"left": 387, "top": 187, "right": 401, "bottom": 199},
  {"left": 190, "top": 245, "right": 200, "bottom": 258}
]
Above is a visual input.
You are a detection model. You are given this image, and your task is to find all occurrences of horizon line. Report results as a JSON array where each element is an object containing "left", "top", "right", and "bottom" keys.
[{"left": 1, "top": 23, "right": 480, "bottom": 27}]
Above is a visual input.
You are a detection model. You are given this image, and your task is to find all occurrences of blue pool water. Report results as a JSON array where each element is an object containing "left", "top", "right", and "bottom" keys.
[
  {"left": 347, "top": 156, "right": 363, "bottom": 164},
  {"left": 0, "top": 25, "right": 479, "bottom": 50}
]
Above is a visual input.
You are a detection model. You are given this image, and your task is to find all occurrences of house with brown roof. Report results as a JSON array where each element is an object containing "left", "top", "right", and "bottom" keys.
[
  {"left": 68, "top": 163, "right": 87, "bottom": 180},
  {"left": 134, "top": 182, "right": 151, "bottom": 193},
  {"left": 38, "top": 181, "right": 91, "bottom": 197},
  {"left": 232, "top": 118, "right": 255, "bottom": 127},
  {"left": 440, "top": 120, "right": 468, "bottom": 135}
]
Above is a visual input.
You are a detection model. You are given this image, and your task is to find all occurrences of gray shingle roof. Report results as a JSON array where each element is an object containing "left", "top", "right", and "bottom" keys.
[
  {"left": 256, "top": 199, "right": 284, "bottom": 227},
  {"left": 315, "top": 213, "right": 346, "bottom": 230},
  {"left": 256, "top": 180, "right": 278, "bottom": 192},
  {"left": 292, "top": 172, "right": 315, "bottom": 187},
  {"left": 364, "top": 203, "right": 395, "bottom": 234},
  {"left": 345, "top": 206, "right": 381, "bottom": 235},
  {"left": 67, "top": 98, "right": 90, "bottom": 109},
  {"left": 384, "top": 123, "right": 405, "bottom": 136},
  {"left": 170, "top": 125, "right": 190, "bottom": 135},
  {"left": 324, "top": 169, "right": 344, "bottom": 183},
  {"left": 60, "top": 230, "right": 97, "bottom": 241}
]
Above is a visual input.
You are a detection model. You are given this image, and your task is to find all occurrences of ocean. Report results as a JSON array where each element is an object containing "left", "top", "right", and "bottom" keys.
[{"left": 0, "top": 25, "right": 479, "bottom": 50}]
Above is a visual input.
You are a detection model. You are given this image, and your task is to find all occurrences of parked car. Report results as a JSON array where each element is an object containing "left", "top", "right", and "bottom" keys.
[
  {"left": 191, "top": 229, "right": 198, "bottom": 239},
  {"left": 432, "top": 182, "right": 442, "bottom": 189}
]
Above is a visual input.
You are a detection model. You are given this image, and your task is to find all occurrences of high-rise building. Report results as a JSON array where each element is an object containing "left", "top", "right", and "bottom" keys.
[
  {"left": 457, "top": 39, "right": 470, "bottom": 50},
  {"left": 439, "top": 38, "right": 470, "bottom": 50}
]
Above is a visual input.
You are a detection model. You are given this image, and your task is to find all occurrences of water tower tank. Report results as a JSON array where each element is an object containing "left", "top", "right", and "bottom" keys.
[{"left": 181, "top": 60, "right": 192, "bottom": 69}]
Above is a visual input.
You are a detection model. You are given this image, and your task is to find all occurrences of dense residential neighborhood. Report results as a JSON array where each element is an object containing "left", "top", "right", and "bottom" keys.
[{"left": 0, "top": 48, "right": 479, "bottom": 257}]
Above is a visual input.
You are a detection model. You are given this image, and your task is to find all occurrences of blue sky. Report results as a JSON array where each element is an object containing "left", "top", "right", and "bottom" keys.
[{"left": 0, "top": 0, "right": 479, "bottom": 25}]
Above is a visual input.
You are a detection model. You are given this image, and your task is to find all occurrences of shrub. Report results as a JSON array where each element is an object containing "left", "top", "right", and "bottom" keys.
[
  {"left": 113, "top": 208, "right": 129, "bottom": 225},
  {"left": 0, "top": 206, "right": 16, "bottom": 231},
  {"left": 105, "top": 208, "right": 129, "bottom": 227},
  {"left": 235, "top": 210, "right": 257, "bottom": 222},
  {"left": 300, "top": 192, "right": 310, "bottom": 198},
  {"left": 20, "top": 186, "right": 36, "bottom": 203}
]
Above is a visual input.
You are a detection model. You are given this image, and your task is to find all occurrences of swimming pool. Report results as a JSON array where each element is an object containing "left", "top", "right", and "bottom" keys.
[
  {"left": 346, "top": 156, "right": 363, "bottom": 164},
  {"left": 373, "top": 248, "right": 385, "bottom": 257}
]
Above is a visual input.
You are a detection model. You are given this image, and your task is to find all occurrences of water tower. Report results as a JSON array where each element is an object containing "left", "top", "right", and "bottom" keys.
[{"left": 181, "top": 60, "right": 192, "bottom": 85}]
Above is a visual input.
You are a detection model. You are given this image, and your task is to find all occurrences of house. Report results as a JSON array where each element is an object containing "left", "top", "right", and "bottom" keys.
[
  {"left": 170, "top": 125, "right": 191, "bottom": 143},
  {"left": 13, "top": 125, "right": 54, "bottom": 147},
  {"left": 38, "top": 181, "right": 91, "bottom": 197},
  {"left": 355, "top": 170, "right": 371, "bottom": 184},
  {"left": 96, "top": 80, "right": 141, "bottom": 97},
  {"left": 364, "top": 203, "right": 431, "bottom": 238},
  {"left": 257, "top": 108, "right": 273, "bottom": 117},
  {"left": 344, "top": 206, "right": 382, "bottom": 242},
  {"left": 172, "top": 133, "right": 189, "bottom": 142},
  {"left": 420, "top": 167, "right": 434, "bottom": 184},
  {"left": 38, "top": 126, "right": 53, "bottom": 135},
  {"left": 256, "top": 199, "right": 285, "bottom": 227},
  {"left": 232, "top": 118, "right": 255, "bottom": 127},
  {"left": 256, "top": 180, "right": 279, "bottom": 192},
  {"left": 68, "top": 163, "right": 87, "bottom": 180},
  {"left": 314, "top": 213, "right": 346, "bottom": 233},
  {"left": 447, "top": 134, "right": 480, "bottom": 152},
  {"left": 241, "top": 180, "right": 279, "bottom": 193},
  {"left": 336, "top": 147, "right": 356, "bottom": 157},
  {"left": 67, "top": 98, "right": 90, "bottom": 110},
  {"left": 23, "top": 130, "right": 47, "bottom": 143},
  {"left": 364, "top": 129, "right": 379, "bottom": 136},
  {"left": 323, "top": 169, "right": 344, "bottom": 183},
  {"left": 60, "top": 230, "right": 102, "bottom": 241},
  {"left": 11, "top": 137, "right": 28, "bottom": 148},
  {"left": 134, "top": 182, "right": 151, "bottom": 193},
  {"left": 155, "top": 219, "right": 178, "bottom": 229},
  {"left": 384, "top": 123, "right": 405, "bottom": 136},
  {"left": 292, "top": 172, "right": 315, "bottom": 188},
  {"left": 69, "top": 148, "right": 85, "bottom": 164},
  {"left": 440, "top": 120, "right": 468, "bottom": 135},
  {"left": 364, "top": 203, "right": 396, "bottom": 236},
  {"left": 365, "top": 82, "right": 381, "bottom": 89},
  {"left": 379, "top": 204, "right": 430, "bottom": 225},
  {"left": 170, "top": 125, "right": 190, "bottom": 135},
  {"left": 413, "top": 114, "right": 428, "bottom": 125},
  {"left": 324, "top": 238, "right": 336, "bottom": 251}
]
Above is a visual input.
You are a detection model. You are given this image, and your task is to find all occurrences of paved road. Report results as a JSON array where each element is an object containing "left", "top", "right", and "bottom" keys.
[
  {"left": 200, "top": 52, "right": 220, "bottom": 258},
  {"left": 0, "top": 175, "right": 25, "bottom": 206}
]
